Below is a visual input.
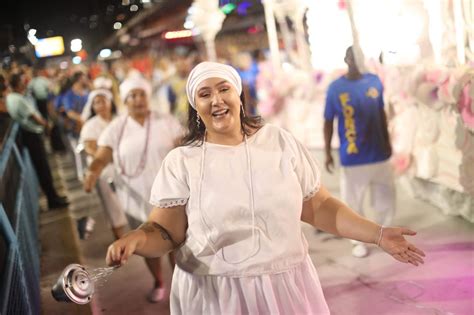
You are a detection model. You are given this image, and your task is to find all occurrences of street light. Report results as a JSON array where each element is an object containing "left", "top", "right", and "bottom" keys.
[
  {"left": 99, "top": 49, "right": 112, "bottom": 58},
  {"left": 70, "top": 39, "right": 82, "bottom": 52}
]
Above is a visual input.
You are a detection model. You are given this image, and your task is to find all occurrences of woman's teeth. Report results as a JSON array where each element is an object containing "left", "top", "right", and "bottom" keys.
[{"left": 212, "top": 109, "right": 229, "bottom": 117}]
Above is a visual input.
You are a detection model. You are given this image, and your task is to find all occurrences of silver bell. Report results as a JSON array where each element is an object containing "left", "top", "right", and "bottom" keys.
[{"left": 51, "top": 264, "right": 94, "bottom": 304}]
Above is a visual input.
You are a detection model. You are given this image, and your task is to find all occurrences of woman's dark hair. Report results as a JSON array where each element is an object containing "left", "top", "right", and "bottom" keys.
[
  {"left": 59, "top": 77, "right": 73, "bottom": 95},
  {"left": 88, "top": 96, "right": 117, "bottom": 120},
  {"left": 0, "top": 74, "right": 6, "bottom": 95},
  {"left": 71, "top": 71, "right": 85, "bottom": 85},
  {"left": 9, "top": 72, "right": 24, "bottom": 90},
  {"left": 181, "top": 92, "right": 263, "bottom": 146}
]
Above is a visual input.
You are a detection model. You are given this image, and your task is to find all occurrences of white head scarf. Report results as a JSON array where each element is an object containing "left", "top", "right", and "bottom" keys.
[
  {"left": 119, "top": 76, "right": 152, "bottom": 103},
  {"left": 186, "top": 61, "right": 242, "bottom": 109},
  {"left": 80, "top": 89, "right": 113, "bottom": 121}
]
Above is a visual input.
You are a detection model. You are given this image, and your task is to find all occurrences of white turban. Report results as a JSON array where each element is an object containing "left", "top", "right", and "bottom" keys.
[
  {"left": 81, "top": 89, "right": 113, "bottom": 121},
  {"left": 119, "top": 76, "right": 152, "bottom": 102},
  {"left": 186, "top": 61, "right": 242, "bottom": 109}
]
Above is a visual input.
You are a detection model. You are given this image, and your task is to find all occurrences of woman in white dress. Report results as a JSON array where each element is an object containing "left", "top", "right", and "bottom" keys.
[
  {"left": 79, "top": 89, "right": 127, "bottom": 239},
  {"left": 84, "top": 76, "right": 183, "bottom": 303},
  {"left": 105, "top": 62, "right": 425, "bottom": 314}
]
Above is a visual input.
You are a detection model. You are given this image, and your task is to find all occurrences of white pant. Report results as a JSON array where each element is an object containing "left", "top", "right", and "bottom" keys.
[{"left": 340, "top": 160, "right": 395, "bottom": 227}]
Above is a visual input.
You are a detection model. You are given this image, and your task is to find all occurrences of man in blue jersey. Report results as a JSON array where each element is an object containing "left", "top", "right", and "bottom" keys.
[{"left": 324, "top": 46, "right": 394, "bottom": 258}]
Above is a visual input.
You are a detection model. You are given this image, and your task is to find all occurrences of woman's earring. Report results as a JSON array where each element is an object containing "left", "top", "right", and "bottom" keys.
[
  {"left": 196, "top": 115, "right": 201, "bottom": 128},
  {"left": 241, "top": 104, "right": 246, "bottom": 117}
]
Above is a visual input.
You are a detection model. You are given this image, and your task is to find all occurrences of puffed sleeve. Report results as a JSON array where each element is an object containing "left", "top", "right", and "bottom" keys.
[
  {"left": 149, "top": 149, "right": 190, "bottom": 208},
  {"left": 97, "top": 119, "right": 119, "bottom": 149},
  {"left": 283, "top": 130, "right": 322, "bottom": 201},
  {"left": 80, "top": 119, "right": 101, "bottom": 143}
]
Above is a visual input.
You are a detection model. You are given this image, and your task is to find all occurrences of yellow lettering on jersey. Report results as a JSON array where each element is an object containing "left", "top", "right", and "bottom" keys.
[
  {"left": 339, "top": 92, "right": 358, "bottom": 154},
  {"left": 347, "top": 143, "right": 359, "bottom": 154}
]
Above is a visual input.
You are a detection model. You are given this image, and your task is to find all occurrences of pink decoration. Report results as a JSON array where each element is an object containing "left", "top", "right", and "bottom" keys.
[
  {"left": 415, "top": 82, "right": 444, "bottom": 110},
  {"left": 337, "top": 0, "right": 346, "bottom": 10},
  {"left": 392, "top": 154, "right": 412, "bottom": 175},
  {"left": 459, "top": 83, "right": 474, "bottom": 131}
]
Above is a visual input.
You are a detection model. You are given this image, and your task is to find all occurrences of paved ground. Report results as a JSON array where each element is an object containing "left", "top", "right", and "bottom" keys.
[{"left": 40, "top": 150, "right": 474, "bottom": 315}]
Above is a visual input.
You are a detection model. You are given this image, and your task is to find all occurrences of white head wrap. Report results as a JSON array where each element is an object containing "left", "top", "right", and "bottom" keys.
[
  {"left": 119, "top": 76, "right": 152, "bottom": 102},
  {"left": 186, "top": 61, "right": 242, "bottom": 109},
  {"left": 80, "top": 89, "right": 113, "bottom": 121}
]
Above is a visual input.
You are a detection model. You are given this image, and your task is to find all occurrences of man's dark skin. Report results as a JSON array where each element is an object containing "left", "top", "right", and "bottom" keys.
[{"left": 324, "top": 47, "right": 391, "bottom": 174}]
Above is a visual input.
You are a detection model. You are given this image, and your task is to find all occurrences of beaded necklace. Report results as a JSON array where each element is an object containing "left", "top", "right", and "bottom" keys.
[
  {"left": 198, "top": 132, "right": 260, "bottom": 265},
  {"left": 117, "top": 113, "right": 151, "bottom": 178}
]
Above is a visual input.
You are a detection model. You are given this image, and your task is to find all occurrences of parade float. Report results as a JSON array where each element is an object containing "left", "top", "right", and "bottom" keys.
[{"left": 257, "top": 0, "right": 474, "bottom": 221}]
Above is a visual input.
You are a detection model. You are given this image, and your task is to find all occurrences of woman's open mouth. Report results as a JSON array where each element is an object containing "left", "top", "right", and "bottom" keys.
[{"left": 212, "top": 109, "right": 229, "bottom": 118}]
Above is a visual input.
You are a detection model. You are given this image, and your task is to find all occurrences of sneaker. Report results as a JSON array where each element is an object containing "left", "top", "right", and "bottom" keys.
[
  {"left": 77, "top": 216, "right": 95, "bottom": 240},
  {"left": 147, "top": 287, "right": 167, "bottom": 303},
  {"left": 352, "top": 244, "right": 369, "bottom": 258}
]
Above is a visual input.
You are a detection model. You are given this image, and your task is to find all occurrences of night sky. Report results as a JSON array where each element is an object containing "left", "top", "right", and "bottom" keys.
[{"left": 0, "top": 0, "right": 157, "bottom": 55}]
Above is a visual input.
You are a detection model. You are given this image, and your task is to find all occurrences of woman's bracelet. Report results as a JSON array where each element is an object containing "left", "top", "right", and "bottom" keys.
[{"left": 376, "top": 225, "right": 384, "bottom": 247}]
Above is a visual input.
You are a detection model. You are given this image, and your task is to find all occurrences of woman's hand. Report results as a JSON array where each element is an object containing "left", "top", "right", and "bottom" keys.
[
  {"left": 379, "top": 227, "right": 425, "bottom": 266},
  {"left": 83, "top": 171, "right": 98, "bottom": 192},
  {"left": 106, "top": 230, "right": 147, "bottom": 266}
]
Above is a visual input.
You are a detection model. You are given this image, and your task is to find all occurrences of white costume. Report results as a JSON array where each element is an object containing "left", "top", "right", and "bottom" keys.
[
  {"left": 80, "top": 115, "right": 127, "bottom": 229},
  {"left": 150, "top": 124, "right": 330, "bottom": 314},
  {"left": 341, "top": 160, "right": 395, "bottom": 226},
  {"left": 98, "top": 112, "right": 182, "bottom": 222}
]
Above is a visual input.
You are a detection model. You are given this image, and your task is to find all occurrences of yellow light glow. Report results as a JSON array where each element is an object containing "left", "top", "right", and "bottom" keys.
[
  {"left": 163, "top": 30, "right": 193, "bottom": 39},
  {"left": 34, "top": 36, "right": 65, "bottom": 58}
]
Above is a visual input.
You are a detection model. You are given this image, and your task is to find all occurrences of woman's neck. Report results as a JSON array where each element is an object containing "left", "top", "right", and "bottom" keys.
[
  {"left": 206, "top": 129, "right": 244, "bottom": 146},
  {"left": 99, "top": 112, "right": 112, "bottom": 121},
  {"left": 130, "top": 111, "right": 149, "bottom": 125}
]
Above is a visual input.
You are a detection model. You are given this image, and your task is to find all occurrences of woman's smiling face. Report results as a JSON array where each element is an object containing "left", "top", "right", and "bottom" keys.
[{"left": 194, "top": 77, "right": 242, "bottom": 136}]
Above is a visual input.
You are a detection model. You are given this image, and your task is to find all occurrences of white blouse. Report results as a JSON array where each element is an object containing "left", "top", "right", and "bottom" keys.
[
  {"left": 80, "top": 115, "right": 115, "bottom": 180},
  {"left": 80, "top": 115, "right": 110, "bottom": 144},
  {"left": 150, "top": 124, "right": 321, "bottom": 276},
  {"left": 99, "top": 111, "right": 182, "bottom": 221}
]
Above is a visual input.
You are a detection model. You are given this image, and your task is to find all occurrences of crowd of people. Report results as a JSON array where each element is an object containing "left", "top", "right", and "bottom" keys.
[{"left": 0, "top": 47, "right": 425, "bottom": 313}]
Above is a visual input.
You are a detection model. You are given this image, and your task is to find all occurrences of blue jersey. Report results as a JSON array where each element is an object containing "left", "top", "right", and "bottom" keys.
[
  {"left": 63, "top": 89, "right": 88, "bottom": 114},
  {"left": 324, "top": 73, "right": 390, "bottom": 166}
]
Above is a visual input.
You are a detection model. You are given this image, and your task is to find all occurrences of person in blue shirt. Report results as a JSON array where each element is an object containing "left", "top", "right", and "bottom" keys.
[
  {"left": 63, "top": 71, "right": 89, "bottom": 136},
  {"left": 324, "top": 46, "right": 394, "bottom": 258}
]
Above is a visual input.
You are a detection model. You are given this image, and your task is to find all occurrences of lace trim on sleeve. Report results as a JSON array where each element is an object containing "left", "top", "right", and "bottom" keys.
[
  {"left": 303, "top": 182, "right": 321, "bottom": 201},
  {"left": 155, "top": 198, "right": 188, "bottom": 208}
]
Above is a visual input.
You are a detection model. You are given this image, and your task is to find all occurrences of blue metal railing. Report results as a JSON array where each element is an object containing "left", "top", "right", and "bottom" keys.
[{"left": 0, "top": 122, "right": 40, "bottom": 315}]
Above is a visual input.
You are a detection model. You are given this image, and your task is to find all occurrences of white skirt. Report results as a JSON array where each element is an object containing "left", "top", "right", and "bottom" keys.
[
  {"left": 170, "top": 255, "right": 330, "bottom": 315},
  {"left": 96, "top": 178, "right": 127, "bottom": 228}
]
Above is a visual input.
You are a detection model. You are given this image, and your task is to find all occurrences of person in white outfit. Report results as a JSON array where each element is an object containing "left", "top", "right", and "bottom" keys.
[
  {"left": 105, "top": 62, "right": 425, "bottom": 314},
  {"left": 79, "top": 89, "right": 127, "bottom": 239},
  {"left": 84, "top": 76, "right": 183, "bottom": 303}
]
